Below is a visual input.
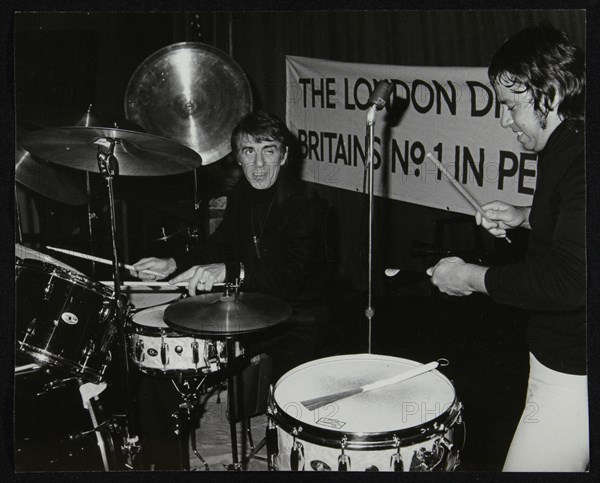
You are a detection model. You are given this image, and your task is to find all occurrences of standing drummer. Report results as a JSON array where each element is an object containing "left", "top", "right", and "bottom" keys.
[
  {"left": 129, "top": 110, "right": 333, "bottom": 469},
  {"left": 427, "top": 25, "right": 587, "bottom": 471}
]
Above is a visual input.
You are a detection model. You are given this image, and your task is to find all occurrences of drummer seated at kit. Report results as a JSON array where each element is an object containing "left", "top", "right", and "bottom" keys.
[{"left": 130, "top": 110, "right": 333, "bottom": 382}]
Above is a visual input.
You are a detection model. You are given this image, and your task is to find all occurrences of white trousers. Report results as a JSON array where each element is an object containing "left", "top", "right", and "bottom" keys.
[{"left": 503, "top": 353, "right": 589, "bottom": 472}]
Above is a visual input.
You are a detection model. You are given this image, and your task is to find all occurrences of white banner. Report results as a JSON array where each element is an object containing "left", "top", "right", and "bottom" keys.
[{"left": 285, "top": 55, "right": 537, "bottom": 215}]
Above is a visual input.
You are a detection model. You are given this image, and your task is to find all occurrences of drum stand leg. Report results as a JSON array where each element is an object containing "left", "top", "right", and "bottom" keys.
[
  {"left": 224, "top": 336, "right": 242, "bottom": 471},
  {"left": 171, "top": 376, "right": 210, "bottom": 470},
  {"left": 242, "top": 423, "right": 268, "bottom": 469}
]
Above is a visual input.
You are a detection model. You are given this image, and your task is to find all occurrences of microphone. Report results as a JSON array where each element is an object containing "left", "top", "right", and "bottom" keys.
[{"left": 368, "top": 80, "right": 393, "bottom": 110}]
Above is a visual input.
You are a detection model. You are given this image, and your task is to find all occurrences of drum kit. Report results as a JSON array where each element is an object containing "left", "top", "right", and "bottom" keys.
[{"left": 14, "top": 42, "right": 466, "bottom": 472}]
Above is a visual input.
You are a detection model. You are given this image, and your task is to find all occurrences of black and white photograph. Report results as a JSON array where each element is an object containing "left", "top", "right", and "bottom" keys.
[{"left": 3, "top": 4, "right": 596, "bottom": 476}]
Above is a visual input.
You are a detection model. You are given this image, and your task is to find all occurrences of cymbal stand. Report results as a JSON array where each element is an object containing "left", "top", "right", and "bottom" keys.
[
  {"left": 86, "top": 172, "right": 97, "bottom": 277},
  {"left": 170, "top": 376, "right": 210, "bottom": 470},
  {"left": 96, "top": 141, "right": 141, "bottom": 467},
  {"left": 15, "top": 187, "right": 23, "bottom": 244},
  {"left": 222, "top": 282, "right": 244, "bottom": 471}
]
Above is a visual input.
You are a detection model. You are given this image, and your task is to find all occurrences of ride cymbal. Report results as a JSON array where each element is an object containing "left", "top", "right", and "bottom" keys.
[{"left": 125, "top": 42, "right": 253, "bottom": 165}]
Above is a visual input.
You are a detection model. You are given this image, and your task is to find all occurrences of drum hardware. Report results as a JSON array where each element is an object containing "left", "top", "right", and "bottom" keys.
[
  {"left": 15, "top": 188, "right": 24, "bottom": 244},
  {"left": 290, "top": 428, "right": 305, "bottom": 471},
  {"left": 164, "top": 283, "right": 291, "bottom": 467},
  {"left": 391, "top": 436, "right": 404, "bottom": 471},
  {"left": 336, "top": 435, "right": 350, "bottom": 471},
  {"left": 169, "top": 376, "right": 211, "bottom": 470},
  {"left": 67, "top": 419, "right": 111, "bottom": 441}
]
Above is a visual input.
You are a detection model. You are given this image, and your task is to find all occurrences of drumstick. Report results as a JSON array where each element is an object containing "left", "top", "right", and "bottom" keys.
[
  {"left": 426, "top": 153, "right": 511, "bottom": 244},
  {"left": 99, "top": 280, "right": 225, "bottom": 288},
  {"left": 301, "top": 360, "right": 440, "bottom": 411},
  {"left": 46, "top": 246, "right": 165, "bottom": 277}
]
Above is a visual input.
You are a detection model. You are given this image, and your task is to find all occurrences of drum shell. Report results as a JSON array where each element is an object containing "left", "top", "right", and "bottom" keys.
[
  {"left": 127, "top": 305, "right": 229, "bottom": 376},
  {"left": 269, "top": 354, "right": 465, "bottom": 472},
  {"left": 16, "top": 259, "right": 118, "bottom": 383}
]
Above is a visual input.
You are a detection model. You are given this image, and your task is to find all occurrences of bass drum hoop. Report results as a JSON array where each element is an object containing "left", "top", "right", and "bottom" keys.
[{"left": 16, "top": 343, "right": 108, "bottom": 382}]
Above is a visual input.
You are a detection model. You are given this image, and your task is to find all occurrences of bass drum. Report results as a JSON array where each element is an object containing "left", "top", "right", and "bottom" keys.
[
  {"left": 268, "top": 354, "right": 465, "bottom": 472},
  {"left": 16, "top": 258, "right": 119, "bottom": 383},
  {"left": 14, "top": 366, "right": 123, "bottom": 471}
]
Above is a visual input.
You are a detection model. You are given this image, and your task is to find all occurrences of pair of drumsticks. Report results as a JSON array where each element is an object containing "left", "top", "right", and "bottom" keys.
[{"left": 46, "top": 246, "right": 224, "bottom": 288}]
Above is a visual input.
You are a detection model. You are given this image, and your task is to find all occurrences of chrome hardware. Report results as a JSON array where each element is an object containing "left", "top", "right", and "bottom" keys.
[
  {"left": 338, "top": 435, "right": 350, "bottom": 471},
  {"left": 290, "top": 428, "right": 304, "bottom": 471},
  {"left": 390, "top": 434, "right": 403, "bottom": 472},
  {"left": 135, "top": 339, "right": 145, "bottom": 362}
]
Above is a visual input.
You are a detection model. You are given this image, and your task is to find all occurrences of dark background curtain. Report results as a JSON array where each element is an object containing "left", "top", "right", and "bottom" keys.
[{"left": 13, "top": 10, "right": 585, "bottom": 290}]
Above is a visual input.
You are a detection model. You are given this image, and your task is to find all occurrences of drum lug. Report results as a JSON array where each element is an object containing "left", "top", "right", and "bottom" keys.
[
  {"left": 390, "top": 434, "right": 403, "bottom": 472},
  {"left": 337, "top": 434, "right": 350, "bottom": 471},
  {"left": 266, "top": 415, "right": 279, "bottom": 469},
  {"left": 80, "top": 340, "right": 96, "bottom": 373},
  {"left": 43, "top": 277, "right": 55, "bottom": 301},
  {"left": 98, "top": 300, "right": 114, "bottom": 323},
  {"left": 191, "top": 340, "right": 200, "bottom": 366},
  {"left": 160, "top": 339, "right": 169, "bottom": 367},
  {"left": 20, "top": 318, "right": 37, "bottom": 346},
  {"left": 135, "top": 339, "right": 145, "bottom": 363},
  {"left": 290, "top": 428, "right": 304, "bottom": 471}
]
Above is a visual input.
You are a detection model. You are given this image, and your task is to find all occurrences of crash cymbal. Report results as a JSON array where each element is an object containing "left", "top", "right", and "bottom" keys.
[
  {"left": 19, "top": 126, "right": 203, "bottom": 176},
  {"left": 15, "top": 144, "right": 88, "bottom": 206},
  {"left": 124, "top": 42, "right": 253, "bottom": 165},
  {"left": 164, "top": 292, "right": 292, "bottom": 336}
]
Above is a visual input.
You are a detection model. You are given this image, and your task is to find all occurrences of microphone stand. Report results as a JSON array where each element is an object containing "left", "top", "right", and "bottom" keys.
[
  {"left": 96, "top": 142, "right": 141, "bottom": 468},
  {"left": 365, "top": 105, "right": 378, "bottom": 354}
]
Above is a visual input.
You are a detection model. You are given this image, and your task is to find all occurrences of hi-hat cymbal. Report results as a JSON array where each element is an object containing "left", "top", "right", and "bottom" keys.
[
  {"left": 164, "top": 292, "right": 292, "bottom": 336},
  {"left": 124, "top": 42, "right": 253, "bottom": 165},
  {"left": 19, "top": 126, "right": 203, "bottom": 176},
  {"left": 16, "top": 144, "right": 88, "bottom": 205}
]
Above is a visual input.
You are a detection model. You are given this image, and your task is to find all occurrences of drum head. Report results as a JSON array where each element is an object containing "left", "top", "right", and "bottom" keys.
[
  {"left": 132, "top": 304, "right": 169, "bottom": 328},
  {"left": 274, "top": 354, "right": 456, "bottom": 434},
  {"left": 123, "top": 286, "right": 180, "bottom": 311}
]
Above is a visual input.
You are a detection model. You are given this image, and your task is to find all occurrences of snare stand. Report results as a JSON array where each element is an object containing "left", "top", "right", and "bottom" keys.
[
  {"left": 96, "top": 142, "right": 141, "bottom": 467},
  {"left": 170, "top": 375, "right": 210, "bottom": 470}
]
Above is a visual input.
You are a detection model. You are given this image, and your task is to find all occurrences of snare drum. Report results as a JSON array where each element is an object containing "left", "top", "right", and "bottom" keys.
[
  {"left": 122, "top": 285, "right": 182, "bottom": 312},
  {"left": 127, "top": 304, "right": 229, "bottom": 376},
  {"left": 16, "top": 258, "right": 118, "bottom": 383},
  {"left": 268, "top": 354, "right": 464, "bottom": 472}
]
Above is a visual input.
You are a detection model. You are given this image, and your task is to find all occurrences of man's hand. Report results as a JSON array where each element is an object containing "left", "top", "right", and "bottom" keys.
[
  {"left": 169, "top": 263, "right": 226, "bottom": 296},
  {"left": 129, "top": 257, "right": 177, "bottom": 281},
  {"left": 475, "top": 201, "right": 531, "bottom": 238},
  {"left": 426, "top": 256, "right": 488, "bottom": 296}
]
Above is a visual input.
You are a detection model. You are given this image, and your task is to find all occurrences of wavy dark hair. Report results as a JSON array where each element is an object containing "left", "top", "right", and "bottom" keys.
[
  {"left": 488, "top": 24, "right": 585, "bottom": 121},
  {"left": 231, "top": 110, "right": 290, "bottom": 154}
]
